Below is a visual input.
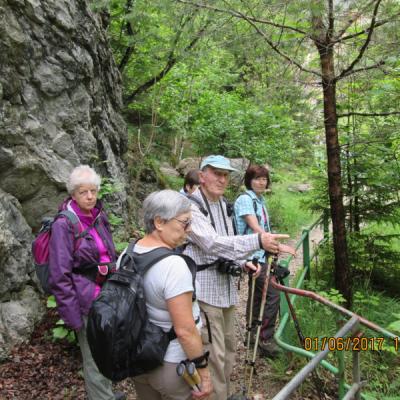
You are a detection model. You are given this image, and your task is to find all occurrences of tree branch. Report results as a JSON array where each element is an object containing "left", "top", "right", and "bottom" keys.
[
  {"left": 176, "top": 0, "right": 308, "bottom": 36},
  {"left": 124, "top": 19, "right": 209, "bottom": 103},
  {"left": 118, "top": 0, "right": 136, "bottom": 72},
  {"left": 337, "top": 111, "right": 400, "bottom": 118},
  {"left": 333, "top": 13, "right": 400, "bottom": 44},
  {"left": 337, "top": 61, "right": 385, "bottom": 80},
  {"left": 335, "top": 0, "right": 382, "bottom": 82},
  {"left": 201, "top": 3, "right": 321, "bottom": 78},
  {"left": 334, "top": 0, "right": 377, "bottom": 41}
]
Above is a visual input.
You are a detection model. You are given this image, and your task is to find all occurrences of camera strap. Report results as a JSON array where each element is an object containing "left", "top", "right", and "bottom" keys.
[
  {"left": 199, "top": 188, "right": 230, "bottom": 235},
  {"left": 197, "top": 260, "right": 219, "bottom": 272}
]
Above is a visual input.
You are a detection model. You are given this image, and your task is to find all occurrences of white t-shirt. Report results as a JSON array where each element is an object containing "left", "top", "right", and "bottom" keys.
[{"left": 117, "top": 244, "right": 202, "bottom": 363}]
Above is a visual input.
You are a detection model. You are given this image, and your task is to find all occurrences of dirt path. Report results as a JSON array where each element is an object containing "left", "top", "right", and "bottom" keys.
[{"left": 287, "top": 225, "right": 325, "bottom": 280}]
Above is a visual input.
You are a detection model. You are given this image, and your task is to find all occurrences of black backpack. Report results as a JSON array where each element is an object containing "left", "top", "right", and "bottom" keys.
[{"left": 86, "top": 241, "right": 196, "bottom": 382}]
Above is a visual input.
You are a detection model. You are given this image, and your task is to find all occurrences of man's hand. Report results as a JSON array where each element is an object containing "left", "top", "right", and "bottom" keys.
[
  {"left": 244, "top": 260, "right": 261, "bottom": 278},
  {"left": 278, "top": 243, "right": 296, "bottom": 256},
  {"left": 260, "top": 233, "right": 290, "bottom": 254}
]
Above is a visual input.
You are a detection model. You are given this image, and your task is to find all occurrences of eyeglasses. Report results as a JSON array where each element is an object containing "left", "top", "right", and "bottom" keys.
[{"left": 171, "top": 218, "right": 192, "bottom": 230}]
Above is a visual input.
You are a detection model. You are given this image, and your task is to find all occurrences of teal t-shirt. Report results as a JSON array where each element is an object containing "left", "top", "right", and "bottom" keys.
[{"left": 234, "top": 190, "right": 270, "bottom": 263}]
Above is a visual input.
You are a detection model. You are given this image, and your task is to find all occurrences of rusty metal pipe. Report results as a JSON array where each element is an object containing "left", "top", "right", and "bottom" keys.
[{"left": 271, "top": 276, "right": 397, "bottom": 339}]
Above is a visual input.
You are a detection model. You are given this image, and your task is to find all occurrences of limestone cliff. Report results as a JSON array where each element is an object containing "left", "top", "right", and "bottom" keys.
[{"left": 0, "top": 0, "right": 128, "bottom": 360}]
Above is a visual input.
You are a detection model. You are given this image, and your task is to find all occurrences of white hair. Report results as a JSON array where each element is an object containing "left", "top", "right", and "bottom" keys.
[
  {"left": 143, "top": 190, "right": 191, "bottom": 234},
  {"left": 66, "top": 165, "right": 101, "bottom": 195}
]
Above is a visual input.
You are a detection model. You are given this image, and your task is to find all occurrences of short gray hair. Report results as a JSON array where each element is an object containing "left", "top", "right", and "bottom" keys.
[
  {"left": 66, "top": 165, "right": 101, "bottom": 195},
  {"left": 143, "top": 190, "right": 191, "bottom": 233}
]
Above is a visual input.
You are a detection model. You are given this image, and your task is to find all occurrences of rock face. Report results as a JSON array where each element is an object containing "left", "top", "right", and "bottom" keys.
[{"left": 0, "top": 0, "right": 128, "bottom": 360}]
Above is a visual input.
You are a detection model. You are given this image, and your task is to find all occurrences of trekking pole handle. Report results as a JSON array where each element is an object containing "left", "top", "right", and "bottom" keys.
[
  {"left": 176, "top": 362, "right": 200, "bottom": 392},
  {"left": 186, "top": 361, "right": 202, "bottom": 386},
  {"left": 249, "top": 257, "right": 259, "bottom": 275}
]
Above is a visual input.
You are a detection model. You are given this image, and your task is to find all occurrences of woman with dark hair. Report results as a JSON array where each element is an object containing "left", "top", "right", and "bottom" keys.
[
  {"left": 180, "top": 169, "right": 200, "bottom": 196},
  {"left": 234, "top": 165, "right": 295, "bottom": 358}
]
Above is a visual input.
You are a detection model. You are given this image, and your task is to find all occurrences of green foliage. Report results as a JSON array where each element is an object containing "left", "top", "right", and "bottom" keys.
[
  {"left": 46, "top": 295, "right": 57, "bottom": 309},
  {"left": 46, "top": 296, "right": 76, "bottom": 344},
  {"left": 98, "top": 178, "right": 123, "bottom": 200},
  {"left": 316, "top": 288, "right": 346, "bottom": 305},
  {"left": 388, "top": 316, "right": 400, "bottom": 334},
  {"left": 267, "top": 176, "right": 315, "bottom": 236},
  {"left": 287, "top": 276, "right": 400, "bottom": 398},
  {"left": 52, "top": 320, "right": 76, "bottom": 343},
  {"left": 115, "top": 241, "right": 129, "bottom": 253},
  {"left": 162, "top": 175, "right": 184, "bottom": 191}
]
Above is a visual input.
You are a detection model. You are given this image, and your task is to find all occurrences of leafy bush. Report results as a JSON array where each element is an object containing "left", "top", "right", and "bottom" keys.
[{"left": 46, "top": 296, "right": 76, "bottom": 343}]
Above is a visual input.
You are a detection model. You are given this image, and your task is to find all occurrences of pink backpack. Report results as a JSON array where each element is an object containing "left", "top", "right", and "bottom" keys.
[{"left": 32, "top": 210, "right": 83, "bottom": 293}]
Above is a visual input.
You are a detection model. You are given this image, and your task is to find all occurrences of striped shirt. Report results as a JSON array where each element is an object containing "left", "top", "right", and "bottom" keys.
[{"left": 184, "top": 189, "right": 261, "bottom": 307}]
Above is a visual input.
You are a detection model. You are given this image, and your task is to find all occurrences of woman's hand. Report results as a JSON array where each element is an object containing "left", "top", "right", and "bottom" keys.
[
  {"left": 192, "top": 367, "right": 213, "bottom": 399},
  {"left": 244, "top": 260, "right": 261, "bottom": 278}
]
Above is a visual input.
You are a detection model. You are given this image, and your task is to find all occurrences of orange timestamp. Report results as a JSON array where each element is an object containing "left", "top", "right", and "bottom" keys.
[{"left": 303, "top": 336, "right": 399, "bottom": 352}]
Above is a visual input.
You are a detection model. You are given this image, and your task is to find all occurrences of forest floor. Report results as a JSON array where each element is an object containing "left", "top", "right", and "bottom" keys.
[{"left": 0, "top": 228, "right": 332, "bottom": 400}]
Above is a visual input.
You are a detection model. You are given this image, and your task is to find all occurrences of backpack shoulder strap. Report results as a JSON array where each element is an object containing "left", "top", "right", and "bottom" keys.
[
  {"left": 133, "top": 247, "right": 197, "bottom": 297},
  {"left": 118, "top": 240, "right": 137, "bottom": 271},
  {"left": 242, "top": 192, "right": 260, "bottom": 235},
  {"left": 243, "top": 192, "right": 258, "bottom": 215},
  {"left": 133, "top": 247, "right": 177, "bottom": 275},
  {"left": 57, "top": 210, "right": 82, "bottom": 239},
  {"left": 187, "top": 195, "right": 208, "bottom": 217}
]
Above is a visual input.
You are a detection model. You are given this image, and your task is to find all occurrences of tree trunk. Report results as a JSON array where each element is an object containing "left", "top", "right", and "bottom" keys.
[
  {"left": 346, "top": 148, "right": 353, "bottom": 233},
  {"left": 318, "top": 45, "right": 352, "bottom": 307}
]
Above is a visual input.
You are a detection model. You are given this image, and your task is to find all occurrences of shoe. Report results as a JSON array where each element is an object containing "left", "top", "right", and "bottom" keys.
[
  {"left": 258, "top": 339, "right": 282, "bottom": 359},
  {"left": 114, "top": 392, "right": 127, "bottom": 400}
]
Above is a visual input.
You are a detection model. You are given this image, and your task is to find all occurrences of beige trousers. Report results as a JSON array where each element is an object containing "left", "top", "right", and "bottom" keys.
[
  {"left": 199, "top": 301, "right": 236, "bottom": 400},
  {"left": 133, "top": 361, "right": 193, "bottom": 400}
]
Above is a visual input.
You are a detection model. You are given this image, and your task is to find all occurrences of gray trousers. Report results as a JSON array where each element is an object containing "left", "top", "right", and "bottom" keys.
[
  {"left": 76, "top": 316, "right": 114, "bottom": 400},
  {"left": 246, "top": 262, "right": 280, "bottom": 341}
]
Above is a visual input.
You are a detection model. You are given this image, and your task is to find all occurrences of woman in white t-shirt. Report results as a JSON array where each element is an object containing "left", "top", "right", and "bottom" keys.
[{"left": 132, "top": 190, "right": 213, "bottom": 400}]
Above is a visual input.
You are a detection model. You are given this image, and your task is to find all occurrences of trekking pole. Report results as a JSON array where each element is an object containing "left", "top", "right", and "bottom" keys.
[
  {"left": 176, "top": 361, "right": 201, "bottom": 392},
  {"left": 244, "top": 257, "right": 258, "bottom": 388},
  {"left": 246, "top": 254, "right": 274, "bottom": 396},
  {"left": 281, "top": 281, "right": 305, "bottom": 345}
]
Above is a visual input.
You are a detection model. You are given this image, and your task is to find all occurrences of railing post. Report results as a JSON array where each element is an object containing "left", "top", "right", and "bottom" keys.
[
  {"left": 338, "top": 317, "right": 346, "bottom": 399},
  {"left": 338, "top": 348, "right": 346, "bottom": 399},
  {"left": 302, "top": 228, "right": 310, "bottom": 279},
  {"left": 353, "top": 349, "right": 361, "bottom": 400}
]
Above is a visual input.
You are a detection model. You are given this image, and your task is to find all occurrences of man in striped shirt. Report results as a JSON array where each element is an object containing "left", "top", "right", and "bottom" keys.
[{"left": 184, "top": 155, "right": 289, "bottom": 399}]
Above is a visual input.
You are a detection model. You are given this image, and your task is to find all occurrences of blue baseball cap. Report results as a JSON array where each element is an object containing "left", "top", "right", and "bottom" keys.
[{"left": 200, "top": 155, "right": 237, "bottom": 172}]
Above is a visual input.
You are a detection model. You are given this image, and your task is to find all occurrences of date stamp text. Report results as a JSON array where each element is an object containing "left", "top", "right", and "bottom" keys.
[{"left": 303, "top": 336, "right": 399, "bottom": 352}]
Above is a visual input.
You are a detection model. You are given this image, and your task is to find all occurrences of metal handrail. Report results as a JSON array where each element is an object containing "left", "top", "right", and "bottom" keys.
[
  {"left": 273, "top": 316, "right": 360, "bottom": 400},
  {"left": 272, "top": 211, "right": 399, "bottom": 400}
]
